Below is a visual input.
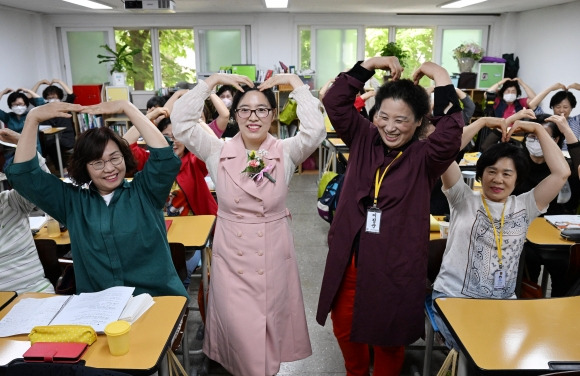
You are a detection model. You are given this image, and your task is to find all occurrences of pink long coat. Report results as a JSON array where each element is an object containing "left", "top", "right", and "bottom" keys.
[{"left": 202, "top": 134, "right": 312, "bottom": 375}]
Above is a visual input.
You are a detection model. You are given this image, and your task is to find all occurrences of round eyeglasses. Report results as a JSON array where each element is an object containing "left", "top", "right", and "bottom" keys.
[
  {"left": 235, "top": 108, "right": 272, "bottom": 119},
  {"left": 89, "top": 154, "right": 124, "bottom": 170}
]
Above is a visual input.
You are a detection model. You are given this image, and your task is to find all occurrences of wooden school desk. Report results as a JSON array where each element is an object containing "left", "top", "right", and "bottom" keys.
[
  {"left": 0, "top": 293, "right": 187, "bottom": 375},
  {"left": 0, "top": 292, "right": 17, "bottom": 312},
  {"left": 435, "top": 296, "right": 580, "bottom": 374},
  {"left": 35, "top": 215, "right": 216, "bottom": 249}
]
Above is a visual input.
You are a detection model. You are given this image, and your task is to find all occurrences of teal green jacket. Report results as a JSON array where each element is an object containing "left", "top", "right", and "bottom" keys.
[{"left": 6, "top": 146, "right": 188, "bottom": 298}]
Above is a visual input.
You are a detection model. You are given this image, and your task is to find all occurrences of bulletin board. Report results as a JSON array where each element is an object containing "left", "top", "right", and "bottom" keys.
[{"left": 477, "top": 63, "right": 505, "bottom": 89}]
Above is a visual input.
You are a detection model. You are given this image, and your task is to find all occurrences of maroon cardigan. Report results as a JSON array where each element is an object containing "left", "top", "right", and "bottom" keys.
[{"left": 316, "top": 65, "right": 463, "bottom": 346}]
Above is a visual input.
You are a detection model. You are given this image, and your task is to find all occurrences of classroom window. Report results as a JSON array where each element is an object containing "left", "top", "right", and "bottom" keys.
[
  {"left": 114, "top": 29, "right": 153, "bottom": 90},
  {"left": 66, "top": 30, "right": 110, "bottom": 84},
  {"left": 196, "top": 29, "right": 242, "bottom": 74},
  {"left": 158, "top": 29, "right": 196, "bottom": 88},
  {"left": 395, "top": 27, "right": 434, "bottom": 86},
  {"left": 299, "top": 27, "right": 311, "bottom": 71},
  {"left": 314, "top": 28, "right": 358, "bottom": 90},
  {"left": 441, "top": 28, "right": 485, "bottom": 75},
  {"left": 365, "top": 28, "right": 390, "bottom": 58}
]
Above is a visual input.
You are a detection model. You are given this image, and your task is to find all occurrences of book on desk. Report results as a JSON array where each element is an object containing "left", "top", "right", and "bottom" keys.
[
  {"left": 0, "top": 286, "right": 154, "bottom": 337},
  {"left": 545, "top": 214, "right": 580, "bottom": 229}
]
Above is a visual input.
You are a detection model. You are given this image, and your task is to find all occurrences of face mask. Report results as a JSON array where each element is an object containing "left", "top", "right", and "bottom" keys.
[
  {"left": 11, "top": 105, "right": 27, "bottom": 115},
  {"left": 526, "top": 140, "right": 543, "bottom": 157},
  {"left": 221, "top": 98, "right": 232, "bottom": 108},
  {"left": 47, "top": 98, "right": 60, "bottom": 103},
  {"left": 503, "top": 93, "right": 517, "bottom": 103}
]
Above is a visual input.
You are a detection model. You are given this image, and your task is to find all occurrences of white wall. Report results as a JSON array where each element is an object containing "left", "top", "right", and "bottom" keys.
[
  {"left": 506, "top": 1, "right": 580, "bottom": 115},
  {"left": 1, "top": 3, "right": 579, "bottom": 112}
]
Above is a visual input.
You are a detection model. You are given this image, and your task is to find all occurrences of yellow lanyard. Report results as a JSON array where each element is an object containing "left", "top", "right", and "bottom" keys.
[
  {"left": 373, "top": 151, "right": 403, "bottom": 207},
  {"left": 481, "top": 195, "right": 506, "bottom": 269}
]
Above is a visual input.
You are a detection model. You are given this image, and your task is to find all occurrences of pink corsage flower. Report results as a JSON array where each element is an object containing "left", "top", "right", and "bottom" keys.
[{"left": 242, "top": 149, "right": 276, "bottom": 183}]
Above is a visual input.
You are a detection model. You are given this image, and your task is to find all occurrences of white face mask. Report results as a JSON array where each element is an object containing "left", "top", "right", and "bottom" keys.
[
  {"left": 11, "top": 105, "right": 27, "bottom": 115},
  {"left": 221, "top": 98, "right": 232, "bottom": 109},
  {"left": 47, "top": 98, "right": 61, "bottom": 103},
  {"left": 503, "top": 93, "right": 517, "bottom": 103},
  {"left": 526, "top": 140, "right": 543, "bottom": 157}
]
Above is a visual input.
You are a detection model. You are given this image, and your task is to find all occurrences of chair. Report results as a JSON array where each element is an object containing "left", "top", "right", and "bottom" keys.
[
  {"left": 565, "top": 243, "right": 580, "bottom": 296},
  {"left": 423, "top": 238, "right": 448, "bottom": 376},
  {"left": 34, "top": 239, "right": 64, "bottom": 289},
  {"left": 167, "top": 242, "right": 190, "bottom": 375}
]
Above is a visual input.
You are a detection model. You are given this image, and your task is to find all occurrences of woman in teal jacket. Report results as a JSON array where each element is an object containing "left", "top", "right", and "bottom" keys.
[{"left": 6, "top": 101, "right": 187, "bottom": 298}]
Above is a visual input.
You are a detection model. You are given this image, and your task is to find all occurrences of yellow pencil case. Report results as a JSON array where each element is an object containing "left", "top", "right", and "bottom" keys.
[{"left": 29, "top": 325, "right": 97, "bottom": 345}]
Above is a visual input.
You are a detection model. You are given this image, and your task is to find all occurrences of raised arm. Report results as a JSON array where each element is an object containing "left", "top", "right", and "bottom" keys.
[
  {"left": 163, "top": 89, "right": 188, "bottom": 115},
  {"left": 547, "top": 114, "right": 579, "bottom": 145},
  {"left": 508, "top": 120, "right": 571, "bottom": 209},
  {"left": 31, "top": 79, "right": 51, "bottom": 94},
  {"left": 52, "top": 78, "right": 73, "bottom": 95},
  {"left": 515, "top": 77, "right": 537, "bottom": 101},
  {"left": 486, "top": 78, "right": 510, "bottom": 94},
  {"left": 123, "top": 107, "right": 169, "bottom": 144},
  {"left": 568, "top": 83, "right": 580, "bottom": 92},
  {"left": 441, "top": 117, "right": 507, "bottom": 189},
  {"left": 209, "top": 91, "right": 230, "bottom": 132},
  {"left": 17, "top": 88, "right": 41, "bottom": 99},
  {"left": 318, "top": 78, "right": 335, "bottom": 102},
  {"left": 527, "top": 83, "right": 566, "bottom": 110},
  {"left": 14, "top": 102, "right": 81, "bottom": 163},
  {"left": 83, "top": 101, "right": 168, "bottom": 148}
]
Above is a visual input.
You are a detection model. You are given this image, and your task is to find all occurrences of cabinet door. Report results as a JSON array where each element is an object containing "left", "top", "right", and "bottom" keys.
[{"left": 105, "top": 86, "right": 130, "bottom": 102}]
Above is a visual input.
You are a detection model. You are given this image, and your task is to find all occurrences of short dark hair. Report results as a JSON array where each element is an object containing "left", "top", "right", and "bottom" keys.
[
  {"left": 7, "top": 92, "right": 29, "bottom": 108},
  {"left": 216, "top": 85, "right": 235, "bottom": 97},
  {"left": 146, "top": 95, "right": 166, "bottom": 110},
  {"left": 550, "top": 90, "right": 577, "bottom": 109},
  {"left": 528, "top": 113, "right": 564, "bottom": 148},
  {"left": 68, "top": 127, "right": 137, "bottom": 186},
  {"left": 373, "top": 79, "right": 430, "bottom": 138},
  {"left": 498, "top": 80, "right": 522, "bottom": 98},
  {"left": 230, "top": 85, "right": 277, "bottom": 120},
  {"left": 476, "top": 142, "right": 529, "bottom": 186},
  {"left": 42, "top": 85, "right": 65, "bottom": 100}
]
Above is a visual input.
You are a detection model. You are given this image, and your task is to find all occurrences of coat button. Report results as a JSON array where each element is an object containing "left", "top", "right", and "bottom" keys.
[
  {"left": 237, "top": 251, "right": 243, "bottom": 256},
  {"left": 258, "top": 251, "right": 263, "bottom": 256},
  {"left": 234, "top": 198, "right": 240, "bottom": 203},
  {"left": 236, "top": 231, "right": 242, "bottom": 237},
  {"left": 237, "top": 270, "right": 244, "bottom": 274},
  {"left": 257, "top": 231, "right": 263, "bottom": 237},
  {"left": 257, "top": 269, "right": 264, "bottom": 275}
]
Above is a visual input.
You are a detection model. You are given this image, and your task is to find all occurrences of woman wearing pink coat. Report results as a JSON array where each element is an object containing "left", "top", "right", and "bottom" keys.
[{"left": 172, "top": 73, "right": 326, "bottom": 375}]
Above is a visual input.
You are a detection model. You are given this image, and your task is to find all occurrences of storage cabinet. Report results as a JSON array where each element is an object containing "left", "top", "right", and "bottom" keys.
[{"left": 72, "top": 84, "right": 103, "bottom": 106}]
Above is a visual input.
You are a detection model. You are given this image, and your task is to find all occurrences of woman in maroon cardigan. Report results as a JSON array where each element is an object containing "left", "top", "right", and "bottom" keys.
[{"left": 317, "top": 57, "right": 463, "bottom": 375}]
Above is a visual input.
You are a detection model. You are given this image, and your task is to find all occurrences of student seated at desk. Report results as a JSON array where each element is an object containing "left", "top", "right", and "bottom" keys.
[
  {"left": 431, "top": 118, "right": 570, "bottom": 350},
  {"left": 6, "top": 101, "right": 188, "bottom": 299},
  {"left": 0, "top": 128, "right": 54, "bottom": 294}
]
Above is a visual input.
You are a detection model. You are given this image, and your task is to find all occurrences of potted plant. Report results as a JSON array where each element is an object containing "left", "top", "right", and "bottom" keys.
[
  {"left": 379, "top": 42, "right": 410, "bottom": 81},
  {"left": 453, "top": 42, "right": 484, "bottom": 73},
  {"left": 97, "top": 44, "right": 141, "bottom": 86}
]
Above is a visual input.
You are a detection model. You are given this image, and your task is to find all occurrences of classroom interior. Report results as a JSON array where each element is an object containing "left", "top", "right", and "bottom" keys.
[{"left": 1, "top": 0, "right": 580, "bottom": 375}]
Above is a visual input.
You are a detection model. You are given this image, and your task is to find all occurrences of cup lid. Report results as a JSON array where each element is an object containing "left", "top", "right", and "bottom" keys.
[{"left": 104, "top": 320, "right": 131, "bottom": 336}]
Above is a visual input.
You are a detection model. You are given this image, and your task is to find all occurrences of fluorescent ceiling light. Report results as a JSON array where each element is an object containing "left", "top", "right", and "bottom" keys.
[
  {"left": 265, "top": 0, "right": 288, "bottom": 9},
  {"left": 62, "top": 0, "right": 112, "bottom": 9},
  {"left": 440, "top": 0, "right": 486, "bottom": 8}
]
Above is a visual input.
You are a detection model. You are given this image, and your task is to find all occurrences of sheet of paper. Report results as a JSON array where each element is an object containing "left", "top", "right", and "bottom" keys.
[
  {"left": 28, "top": 215, "right": 47, "bottom": 231},
  {"left": 0, "top": 296, "right": 71, "bottom": 337},
  {"left": 545, "top": 215, "right": 580, "bottom": 229},
  {"left": 0, "top": 139, "right": 17, "bottom": 148},
  {"left": 50, "top": 286, "right": 135, "bottom": 332}
]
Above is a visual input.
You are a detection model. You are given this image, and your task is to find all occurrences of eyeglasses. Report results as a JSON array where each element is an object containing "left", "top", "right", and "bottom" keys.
[
  {"left": 235, "top": 108, "right": 272, "bottom": 119},
  {"left": 89, "top": 154, "right": 124, "bottom": 170}
]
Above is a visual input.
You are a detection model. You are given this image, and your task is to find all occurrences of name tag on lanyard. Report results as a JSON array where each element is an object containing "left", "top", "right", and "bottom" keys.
[{"left": 365, "top": 207, "right": 382, "bottom": 234}]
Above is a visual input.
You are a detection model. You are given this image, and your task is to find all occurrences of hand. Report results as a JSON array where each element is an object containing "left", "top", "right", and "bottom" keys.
[
  {"left": 206, "top": 73, "right": 254, "bottom": 93},
  {"left": 27, "top": 102, "right": 81, "bottom": 123},
  {"left": 412, "top": 62, "right": 451, "bottom": 86},
  {"left": 507, "top": 120, "right": 540, "bottom": 140},
  {"left": 146, "top": 106, "right": 169, "bottom": 122},
  {"left": 567, "top": 83, "right": 580, "bottom": 91},
  {"left": 51, "top": 78, "right": 63, "bottom": 85},
  {"left": 361, "top": 57, "right": 403, "bottom": 80},
  {"left": 425, "top": 86, "right": 435, "bottom": 95},
  {"left": 38, "top": 79, "right": 51, "bottom": 86},
  {"left": 258, "top": 73, "right": 303, "bottom": 91},
  {"left": 551, "top": 82, "right": 566, "bottom": 91},
  {"left": 546, "top": 114, "right": 570, "bottom": 132},
  {"left": 0, "top": 128, "right": 21, "bottom": 144},
  {"left": 0, "top": 88, "right": 14, "bottom": 96},
  {"left": 507, "top": 108, "right": 536, "bottom": 123}
]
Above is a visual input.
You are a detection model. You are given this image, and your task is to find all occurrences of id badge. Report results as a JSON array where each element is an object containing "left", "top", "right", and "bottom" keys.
[
  {"left": 493, "top": 269, "right": 506, "bottom": 290},
  {"left": 365, "top": 206, "right": 382, "bottom": 234}
]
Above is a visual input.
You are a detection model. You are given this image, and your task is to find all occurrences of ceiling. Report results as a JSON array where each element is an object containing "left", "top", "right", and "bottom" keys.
[{"left": 0, "top": 0, "right": 576, "bottom": 15}]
